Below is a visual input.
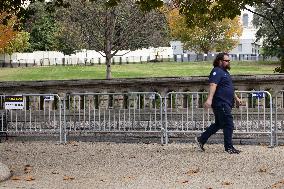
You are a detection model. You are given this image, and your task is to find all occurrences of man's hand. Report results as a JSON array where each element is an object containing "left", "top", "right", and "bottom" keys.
[
  {"left": 235, "top": 97, "right": 242, "bottom": 106},
  {"left": 204, "top": 99, "right": 212, "bottom": 109},
  {"left": 235, "top": 97, "right": 245, "bottom": 106}
]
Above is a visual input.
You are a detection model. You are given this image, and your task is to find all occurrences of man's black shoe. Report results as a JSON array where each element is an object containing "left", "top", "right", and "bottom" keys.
[
  {"left": 225, "top": 147, "right": 241, "bottom": 154},
  {"left": 195, "top": 137, "right": 205, "bottom": 152}
]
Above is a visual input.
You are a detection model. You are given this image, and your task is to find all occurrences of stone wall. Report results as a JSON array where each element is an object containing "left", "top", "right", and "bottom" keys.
[{"left": 0, "top": 74, "right": 284, "bottom": 97}]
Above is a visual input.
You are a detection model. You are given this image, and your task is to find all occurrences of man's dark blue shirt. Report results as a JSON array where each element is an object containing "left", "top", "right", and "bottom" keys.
[{"left": 209, "top": 67, "right": 234, "bottom": 108}]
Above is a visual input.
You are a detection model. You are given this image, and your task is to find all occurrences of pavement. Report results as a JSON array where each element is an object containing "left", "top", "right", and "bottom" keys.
[{"left": 0, "top": 162, "right": 11, "bottom": 182}]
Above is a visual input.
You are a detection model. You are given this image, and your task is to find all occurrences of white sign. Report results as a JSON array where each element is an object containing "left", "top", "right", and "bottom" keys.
[
  {"left": 5, "top": 96, "right": 24, "bottom": 110},
  {"left": 44, "top": 96, "right": 54, "bottom": 101},
  {"left": 252, "top": 92, "right": 265, "bottom": 98},
  {"left": 148, "top": 93, "right": 156, "bottom": 100}
]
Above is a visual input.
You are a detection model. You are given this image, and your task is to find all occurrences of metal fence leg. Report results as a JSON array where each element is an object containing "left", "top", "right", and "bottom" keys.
[
  {"left": 63, "top": 98, "right": 67, "bottom": 144},
  {"left": 165, "top": 131, "right": 168, "bottom": 144},
  {"left": 163, "top": 97, "right": 169, "bottom": 145},
  {"left": 161, "top": 129, "right": 164, "bottom": 144},
  {"left": 269, "top": 131, "right": 274, "bottom": 148}
]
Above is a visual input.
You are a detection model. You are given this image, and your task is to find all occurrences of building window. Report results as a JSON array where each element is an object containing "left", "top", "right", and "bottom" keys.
[
  {"left": 252, "top": 43, "right": 258, "bottom": 54},
  {"left": 238, "top": 44, "right": 242, "bottom": 52},
  {"left": 243, "top": 13, "right": 248, "bottom": 27}
]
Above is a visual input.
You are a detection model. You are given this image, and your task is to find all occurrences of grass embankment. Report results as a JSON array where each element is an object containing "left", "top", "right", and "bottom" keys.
[{"left": 0, "top": 61, "right": 279, "bottom": 81}]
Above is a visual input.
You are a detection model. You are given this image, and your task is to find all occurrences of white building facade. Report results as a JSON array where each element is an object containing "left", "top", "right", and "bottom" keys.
[
  {"left": 229, "top": 7, "right": 261, "bottom": 59},
  {"left": 170, "top": 7, "right": 263, "bottom": 61}
]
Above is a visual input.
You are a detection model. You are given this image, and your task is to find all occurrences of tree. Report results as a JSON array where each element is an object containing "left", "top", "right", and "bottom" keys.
[
  {"left": 0, "top": 12, "right": 17, "bottom": 52},
  {"left": 1, "top": 31, "right": 30, "bottom": 67},
  {"left": 167, "top": 8, "right": 242, "bottom": 56},
  {"left": 53, "top": 23, "right": 86, "bottom": 56},
  {"left": 0, "top": 0, "right": 162, "bottom": 15},
  {"left": 4, "top": 31, "right": 30, "bottom": 55},
  {"left": 57, "top": 0, "right": 169, "bottom": 79},
  {"left": 24, "top": 1, "right": 59, "bottom": 51},
  {"left": 0, "top": 0, "right": 70, "bottom": 24},
  {"left": 166, "top": 0, "right": 284, "bottom": 72},
  {"left": 252, "top": 1, "right": 284, "bottom": 73},
  {"left": 4, "top": 0, "right": 283, "bottom": 72}
]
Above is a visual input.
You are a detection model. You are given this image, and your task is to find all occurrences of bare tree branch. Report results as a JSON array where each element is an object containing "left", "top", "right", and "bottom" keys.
[{"left": 244, "top": 6, "right": 280, "bottom": 36}]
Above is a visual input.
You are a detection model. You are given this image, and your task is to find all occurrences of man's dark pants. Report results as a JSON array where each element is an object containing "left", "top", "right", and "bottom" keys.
[{"left": 199, "top": 104, "right": 234, "bottom": 150}]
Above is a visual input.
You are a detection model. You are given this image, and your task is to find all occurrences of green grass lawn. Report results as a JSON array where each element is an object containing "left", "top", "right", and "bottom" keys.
[{"left": 0, "top": 61, "right": 279, "bottom": 81}]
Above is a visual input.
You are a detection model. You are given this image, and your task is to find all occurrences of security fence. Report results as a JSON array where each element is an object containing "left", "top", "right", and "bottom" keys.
[
  {"left": 0, "top": 91, "right": 282, "bottom": 146},
  {"left": 233, "top": 91, "right": 273, "bottom": 146},
  {"left": 0, "top": 94, "right": 64, "bottom": 143},
  {"left": 275, "top": 90, "right": 284, "bottom": 145},
  {"left": 164, "top": 92, "right": 213, "bottom": 143},
  {"left": 63, "top": 92, "right": 164, "bottom": 143},
  {"left": 164, "top": 91, "right": 274, "bottom": 146}
]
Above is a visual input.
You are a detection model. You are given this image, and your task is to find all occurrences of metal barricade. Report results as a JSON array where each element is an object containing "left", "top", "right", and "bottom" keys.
[
  {"left": 275, "top": 90, "right": 284, "bottom": 145},
  {"left": 234, "top": 91, "right": 273, "bottom": 146},
  {"left": 0, "top": 94, "right": 63, "bottom": 143},
  {"left": 164, "top": 92, "right": 213, "bottom": 144},
  {"left": 64, "top": 92, "right": 164, "bottom": 143},
  {"left": 164, "top": 91, "right": 274, "bottom": 146},
  {"left": 0, "top": 109, "right": 7, "bottom": 140}
]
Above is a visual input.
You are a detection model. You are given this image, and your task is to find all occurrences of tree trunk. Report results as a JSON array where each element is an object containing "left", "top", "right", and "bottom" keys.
[
  {"left": 9, "top": 54, "right": 13, "bottom": 68},
  {"left": 106, "top": 53, "right": 112, "bottom": 79},
  {"left": 104, "top": 8, "right": 116, "bottom": 79},
  {"left": 204, "top": 50, "right": 209, "bottom": 61},
  {"left": 280, "top": 56, "right": 284, "bottom": 73},
  {"left": 280, "top": 38, "right": 284, "bottom": 73}
]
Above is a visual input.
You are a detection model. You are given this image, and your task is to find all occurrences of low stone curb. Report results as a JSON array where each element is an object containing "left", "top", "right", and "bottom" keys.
[{"left": 0, "top": 162, "right": 11, "bottom": 182}]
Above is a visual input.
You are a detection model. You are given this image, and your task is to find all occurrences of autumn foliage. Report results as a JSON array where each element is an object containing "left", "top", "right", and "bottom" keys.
[
  {"left": 167, "top": 8, "right": 242, "bottom": 54},
  {"left": 0, "top": 12, "right": 17, "bottom": 53}
]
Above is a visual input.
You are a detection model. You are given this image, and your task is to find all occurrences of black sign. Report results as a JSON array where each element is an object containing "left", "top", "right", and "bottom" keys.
[{"left": 5, "top": 96, "right": 24, "bottom": 102}]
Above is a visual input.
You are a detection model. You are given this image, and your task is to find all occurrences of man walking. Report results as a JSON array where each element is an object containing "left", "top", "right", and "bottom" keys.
[{"left": 195, "top": 52, "right": 242, "bottom": 154}]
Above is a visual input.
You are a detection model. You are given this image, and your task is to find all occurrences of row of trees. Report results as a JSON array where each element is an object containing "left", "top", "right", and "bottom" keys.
[
  {"left": 170, "top": 0, "right": 284, "bottom": 72},
  {"left": 2, "top": 0, "right": 170, "bottom": 78},
  {"left": 0, "top": 0, "right": 243, "bottom": 78},
  {"left": 167, "top": 8, "right": 242, "bottom": 58},
  {"left": 1, "top": 0, "right": 283, "bottom": 76}
]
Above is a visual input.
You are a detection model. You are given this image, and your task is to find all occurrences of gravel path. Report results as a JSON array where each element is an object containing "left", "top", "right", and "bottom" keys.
[{"left": 0, "top": 141, "right": 284, "bottom": 189}]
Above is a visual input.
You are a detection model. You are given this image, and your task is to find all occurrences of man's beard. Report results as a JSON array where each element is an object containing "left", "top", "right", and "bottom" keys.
[
  {"left": 222, "top": 63, "right": 231, "bottom": 70},
  {"left": 224, "top": 64, "right": 231, "bottom": 70}
]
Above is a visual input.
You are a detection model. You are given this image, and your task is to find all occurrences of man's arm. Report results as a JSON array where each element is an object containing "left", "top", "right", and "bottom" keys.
[
  {"left": 204, "top": 83, "right": 217, "bottom": 108},
  {"left": 234, "top": 93, "right": 242, "bottom": 106}
]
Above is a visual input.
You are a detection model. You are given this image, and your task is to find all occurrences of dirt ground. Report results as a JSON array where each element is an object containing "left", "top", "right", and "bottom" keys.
[{"left": 0, "top": 141, "right": 284, "bottom": 189}]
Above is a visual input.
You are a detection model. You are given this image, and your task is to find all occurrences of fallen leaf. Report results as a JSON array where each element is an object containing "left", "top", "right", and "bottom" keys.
[
  {"left": 63, "top": 176, "right": 75, "bottom": 181},
  {"left": 24, "top": 165, "right": 33, "bottom": 174},
  {"left": 222, "top": 181, "right": 232, "bottom": 185},
  {"left": 52, "top": 171, "right": 59, "bottom": 174},
  {"left": 185, "top": 168, "right": 200, "bottom": 176},
  {"left": 68, "top": 141, "right": 79, "bottom": 146},
  {"left": 259, "top": 167, "right": 267, "bottom": 173},
  {"left": 123, "top": 176, "right": 134, "bottom": 180},
  {"left": 25, "top": 176, "right": 35, "bottom": 181},
  {"left": 11, "top": 176, "right": 21, "bottom": 180},
  {"left": 271, "top": 179, "right": 284, "bottom": 188},
  {"left": 182, "top": 180, "right": 189, "bottom": 184}
]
